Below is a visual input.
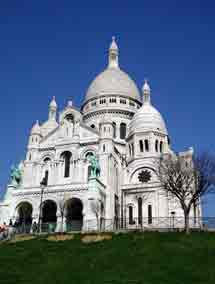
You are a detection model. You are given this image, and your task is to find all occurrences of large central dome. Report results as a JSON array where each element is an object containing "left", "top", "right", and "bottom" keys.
[
  {"left": 85, "top": 68, "right": 140, "bottom": 102},
  {"left": 84, "top": 37, "right": 141, "bottom": 103}
]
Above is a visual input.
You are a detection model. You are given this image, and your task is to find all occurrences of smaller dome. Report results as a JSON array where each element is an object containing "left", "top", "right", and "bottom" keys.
[
  {"left": 31, "top": 120, "right": 41, "bottom": 135},
  {"left": 129, "top": 104, "right": 168, "bottom": 136}
]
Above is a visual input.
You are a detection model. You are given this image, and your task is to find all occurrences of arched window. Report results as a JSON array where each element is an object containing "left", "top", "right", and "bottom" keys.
[
  {"left": 129, "top": 144, "right": 132, "bottom": 156},
  {"left": 128, "top": 206, "right": 133, "bottom": 225},
  {"left": 148, "top": 204, "right": 152, "bottom": 224},
  {"left": 65, "top": 114, "right": 74, "bottom": 123},
  {"left": 139, "top": 140, "right": 144, "bottom": 152},
  {"left": 160, "top": 141, "right": 163, "bottom": 153},
  {"left": 155, "top": 140, "right": 158, "bottom": 152},
  {"left": 103, "top": 144, "right": 106, "bottom": 152},
  {"left": 44, "top": 157, "right": 51, "bottom": 164},
  {"left": 88, "top": 165, "right": 92, "bottom": 179},
  {"left": 131, "top": 143, "right": 134, "bottom": 156},
  {"left": 138, "top": 197, "right": 142, "bottom": 225},
  {"left": 29, "top": 153, "right": 31, "bottom": 161},
  {"left": 144, "top": 139, "right": 149, "bottom": 152},
  {"left": 61, "top": 151, "right": 72, "bottom": 178},
  {"left": 120, "top": 123, "right": 126, "bottom": 139},
  {"left": 112, "top": 122, "right": 116, "bottom": 138},
  {"left": 41, "top": 170, "right": 49, "bottom": 186},
  {"left": 85, "top": 152, "right": 94, "bottom": 160}
]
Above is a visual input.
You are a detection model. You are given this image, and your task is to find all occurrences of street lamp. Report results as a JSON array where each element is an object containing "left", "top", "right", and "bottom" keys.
[
  {"left": 171, "top": 211, "right": 176, "bottom": 231},
  {"left": 38, "top": 178, "right": 47, "bottom": 233}
]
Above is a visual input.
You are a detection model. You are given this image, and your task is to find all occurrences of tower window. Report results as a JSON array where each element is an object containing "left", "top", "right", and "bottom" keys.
[
  {"left": 100, "top": 98, "right": 106, "bottom": 104},
  {"left": 120, "top": 98, "right": 126, "bottom": 104},
  {"left": 88, "top": 165, "right": 92, "bottom": 179},
  {"left": 138, "top": 197, "right": 142, "bottom": 225},
  {"left": 148, "top": 205, "right": 152, "bottom": 224},
  {"left": 129, "top": 144, "right": 132, "bottom": 156},
  {"left": 160, "top": 141, "right": 163, "bottom": 153},
  {"left": 41, "top": 170, "right": 49, "bottom": 186},
  {"left": 144, "top": 139, "right": 149, "bottom": 152},
  {"left": 120, "top": 123, "right": 126, "bottom": 139},
  {"left": 155, "top": 140, "right": 158, "bottom": 152},
  {"left": 113, "top": 122, "right": 116, "bottom": 138},
  {"left": 139, "top": 140, "right": 144, "bottom": 152},
  {"left": 131, "top": 143, "right": 134, "bottom": 156},
  {"left": 61, "top": 151, "right": 72, "bottom": 178},
  {"left": 110, "top": 98, "right": 116, "bottom": 103},
  {"left": 128, "top": 206, "right": 134, "bottom": 225},
  {"left": 65, "top": 114, "right": 74, "bottom": 123}
]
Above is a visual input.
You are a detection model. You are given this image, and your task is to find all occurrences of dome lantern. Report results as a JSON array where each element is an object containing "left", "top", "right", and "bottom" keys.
[
  {"left": 142, "top": 80, "right": 151, "bottom": 105},
  {"left": 108, "top": 36, "right": 119, "bottom": 69}
]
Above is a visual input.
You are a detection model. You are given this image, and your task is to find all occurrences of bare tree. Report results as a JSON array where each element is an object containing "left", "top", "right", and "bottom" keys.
[
  {"left": 157, "top": 152, "right": 215, "bottom": 234},
  {"left": 90, "top": 199, "right": 100, "bottom": 230},
  {"left": 59, "top": 193, "right": 68, "bottom": 233}
]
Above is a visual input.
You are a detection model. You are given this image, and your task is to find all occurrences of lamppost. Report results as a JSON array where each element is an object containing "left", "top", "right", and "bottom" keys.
[
  {"left": 171, "top": 211, "right": 175, "bottom": 231},
  {"left": 38, "top": 178, "right": 47, "bottom": 233}
]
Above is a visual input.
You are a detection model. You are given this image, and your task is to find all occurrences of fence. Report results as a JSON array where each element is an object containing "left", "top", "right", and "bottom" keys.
[{"left": 8, "top": 217, "right": 215, "bottom": 235}]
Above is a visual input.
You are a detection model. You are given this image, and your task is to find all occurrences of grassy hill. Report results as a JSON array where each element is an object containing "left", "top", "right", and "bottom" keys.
[{"left": 0, "top": 232, "right": 215, "bottom": 284}]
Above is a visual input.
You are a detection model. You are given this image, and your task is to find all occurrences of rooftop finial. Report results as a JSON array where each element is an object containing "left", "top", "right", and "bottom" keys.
[
  {"left": 108, "top": 36, "right": 119, "bottom": 68},
  {"left": 142, "top": 79, "right": 151, "bottom": 104},
  {"left": 49, "top": 96, "right": 57, "bottom": 109},
  {"left": 67, "top": 100, "right": 73, "bottom": 108}
]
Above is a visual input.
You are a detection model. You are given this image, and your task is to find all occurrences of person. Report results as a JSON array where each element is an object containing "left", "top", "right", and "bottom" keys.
[
  {"left": 32, "top": 221, "right": 38, "bottom": 234},
  {"left": 9, "top": 219, "right": 13, "bottom": 226},
  {"left": 2, "top": 222, "right": 8, "bottom": 239}
]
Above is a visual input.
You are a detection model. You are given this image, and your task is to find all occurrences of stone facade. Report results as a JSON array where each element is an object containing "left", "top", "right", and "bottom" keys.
[{"left": 0, "top": 38, "right": 201, "bottom": 231}]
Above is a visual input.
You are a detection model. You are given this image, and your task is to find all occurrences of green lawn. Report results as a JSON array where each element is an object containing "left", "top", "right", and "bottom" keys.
[{"left": 0, "top": 232, "right": 215, "bottom": 284}]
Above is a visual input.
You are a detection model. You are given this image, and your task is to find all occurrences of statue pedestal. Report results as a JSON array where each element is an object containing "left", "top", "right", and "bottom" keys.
[
  {"left": 82, "top": 178, "right": 106, "bottom": 232},
  {"left": 4, "top": 184, "right": 16, "bottom": 200}
]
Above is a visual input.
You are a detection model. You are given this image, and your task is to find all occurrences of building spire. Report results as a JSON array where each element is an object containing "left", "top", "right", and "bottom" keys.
[
  {"left": 142, "top": 79, "right": 151, "bottom": 104},
  {"left": 108, "top": 36, "right": 119, "bottom": 69},
  {"left": 49, "top": 96, "right": 57, "bottom": 120}
]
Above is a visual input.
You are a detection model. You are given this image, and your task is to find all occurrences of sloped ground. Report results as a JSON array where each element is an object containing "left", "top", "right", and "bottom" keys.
[{"left": 0, "top": 232, "right": 215, "bottom": 284}]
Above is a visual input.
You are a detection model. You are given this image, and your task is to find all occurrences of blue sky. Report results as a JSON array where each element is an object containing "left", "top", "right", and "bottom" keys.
[{"left": 0, "top": 0, "right": 215, "bottom": 215}]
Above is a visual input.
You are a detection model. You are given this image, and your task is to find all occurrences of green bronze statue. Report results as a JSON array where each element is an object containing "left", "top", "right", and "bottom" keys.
[
  {"left": 88, "top": 154, "right": 101, "bottom": 178},
  {"left": 10, "top": 164, "right": 23, "bottom": 188}
]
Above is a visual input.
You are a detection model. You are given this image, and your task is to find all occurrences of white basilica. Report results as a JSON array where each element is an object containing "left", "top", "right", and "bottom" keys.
[{"left": 0, "top": 38, "right": 200, "bottom": 231}]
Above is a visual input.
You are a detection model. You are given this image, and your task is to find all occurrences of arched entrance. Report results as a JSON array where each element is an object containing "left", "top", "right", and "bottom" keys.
[
  {"left": 65, "top": 198, "right": 83, "bottom": 231},
  {"left": 16, "top": 202, "right": 33, "bottom": 233},
  {"left": 41, "top": 200, "right": 57, "bottom": 232}
]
